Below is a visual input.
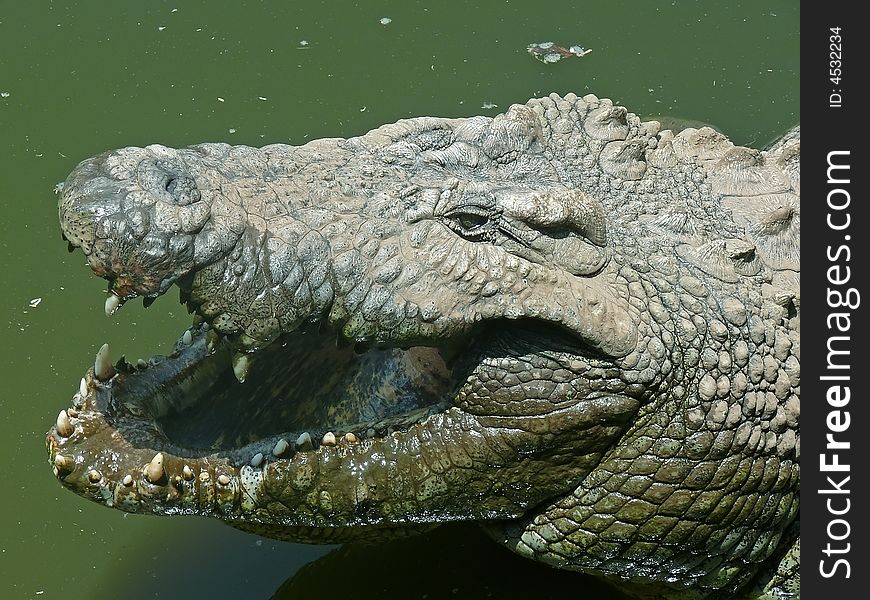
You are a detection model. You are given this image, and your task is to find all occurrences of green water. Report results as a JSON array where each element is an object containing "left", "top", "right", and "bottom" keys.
[{"left": 0, "top": 1, "right": 797, "bottom": 598}]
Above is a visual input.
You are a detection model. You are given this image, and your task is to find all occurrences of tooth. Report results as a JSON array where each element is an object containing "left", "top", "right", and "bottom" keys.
[
  {"left": 198, "top": 471, "right": 210, "bottom": 483},
  {"left": 122, "top": 474, "right": 134, "bottom": 486},
  {"left": 54, "top": 454, "right": 74, "bottom": 474},
  {"left": 295, "top": 432, "right": 313, "bottom": 451},
  {"left": 55, "top": 410, "right": 74, "bottom": 437},
  {"left": 94, "top": 344, "right": 115, "bottom": 381},
  {"left": 87, "top": 469, "right": 102, "bottom": 483},
  {"left": 232, "top": 354, "right": 250, "bottom": 383},
  {"left": 250, "top": 452, "right": 264, "bottom": 467},
  {"left": 182, "top": 330, "right": 193, "bottom": 346},
  {"left": 136, "top": 358, "right": 148, "bottom": 369},
  {"left": 344, "top": 432, "right": 358, "bottom": 444},
  {"left": 321, "top": 431, "right": 337, "bottom": 446},
  {"left": 67, "top": 408, "right": 79, "bottom": 418},
  {"left": 217, "top": 474, "right": 230, "bottom": 486},
  {"left": 182, "top": 465, "right": 194, "bottom": 481},
  {"left": 207, "top": 330, "right": 220, "bottom": 354},
  {"left": 143, "top": 452, "right": 165, "bottom": 484},
  {"left": 79, "top": 377, "right": 88, "bottom": 396},
  {"left": 272, "top": 438, "right": 289, "bottom": 457},
  {"left": 104, "top": 294, "right": 123, "bottom": 317}
]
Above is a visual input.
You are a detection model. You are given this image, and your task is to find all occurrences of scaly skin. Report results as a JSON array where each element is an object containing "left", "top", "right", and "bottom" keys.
[{"left": 47, "top": 93, "right": 800, "bottom": 599}]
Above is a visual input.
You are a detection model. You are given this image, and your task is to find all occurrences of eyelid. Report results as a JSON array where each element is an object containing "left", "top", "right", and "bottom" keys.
[{"left": 445, "top": 205, "right": 490, "bottom": 219}]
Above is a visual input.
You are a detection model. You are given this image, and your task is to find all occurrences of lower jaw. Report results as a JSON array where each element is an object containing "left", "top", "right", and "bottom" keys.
[
  {"left": 45, "top": 324, "right": 619, "bottom": 535},
  {"left": 46, "top": 372, "right": 537, "bottom": 533},
  {"left": 45, "top": 325, "right": 466, "bottom": 527},
  {"left": 47, "top": 373, "right": 452, "bottom": 526}
]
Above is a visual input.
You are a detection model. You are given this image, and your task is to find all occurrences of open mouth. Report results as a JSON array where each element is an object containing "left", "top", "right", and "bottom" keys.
[
  {"left": 46, "top": 271, "right": 479, "bottom": 511},
  {"left": 47, "top": 274, "right": 639, "bottom": 537},
  {"left": 82, "top": 317, "right": 461, "bottom": 467}
]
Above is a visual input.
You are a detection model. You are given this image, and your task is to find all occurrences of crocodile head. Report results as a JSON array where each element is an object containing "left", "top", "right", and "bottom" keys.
[{"left": 48, "top": 95, "right": 800, "bottom": 597}]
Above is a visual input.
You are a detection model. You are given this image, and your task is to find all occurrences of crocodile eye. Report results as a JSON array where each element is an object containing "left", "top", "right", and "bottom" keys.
[
  {"left": 455, "top": 213, "right": 487, "bottom": 230},
  {"left": 444, "top": 209, "right": 494, "bottom": 241}
]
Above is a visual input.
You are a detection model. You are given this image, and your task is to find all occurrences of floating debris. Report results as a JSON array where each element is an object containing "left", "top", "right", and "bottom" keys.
[
  {"left": 29, "top": 297, "right": 42, "bottom": 308},
  {"left": 481, "top": 102, "right": 498, "bottom": 109},
  {"left": 298, "top": 40, "right": 309, "bottom": 48},
  {"left": 379, "top": 17, "right": 392, "bottom": 25},
  {"left": 257, "top": 96, "right": 267, "bottom": 101},
  {"left": 568, "top": 45, "right": 592, "bottom": 57},
  {"left": 527, "top": 42, "right": 592, "bottom": 64},
  {"left": 0, "top": 92, "right": 10, "bottom": 98}
]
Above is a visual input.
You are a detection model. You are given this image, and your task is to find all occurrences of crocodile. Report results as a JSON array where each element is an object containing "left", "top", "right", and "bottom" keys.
[{"left": 47, "top": 93, "right": 800, "bottom": 599}]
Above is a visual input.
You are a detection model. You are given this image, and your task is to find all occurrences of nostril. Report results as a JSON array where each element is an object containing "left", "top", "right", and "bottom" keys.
[{"left": 163, "top": 175, "right": 200, "bottom": 205}]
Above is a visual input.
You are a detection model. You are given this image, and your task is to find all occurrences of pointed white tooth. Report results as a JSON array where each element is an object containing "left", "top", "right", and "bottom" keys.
[
  {"left": 182, "top": 465, "right": 194, "bottom": 481},
  {"left": 56, "top": 410, "right": 74, "bottom": 437},
  {"left": 122, "top": 474, "right": 134, "bottom": 487},
  {"left": 296, "top": 432, "right": 313, "bottom": 451},
  {"left": 250, "top": 452, "right": 264, "bottom": 467},
  {"left": 217, "top": 474, "right": 231, "bottom": 486},
  {"left": 232, "top": 354, "right": 250, "bottom": 383},
  {"left": 321, "top": 431, "right": 336, "bottom": 446},
  {"left": 79, "top": 377, "right": 88, "bottom": 396},
  {"left": 182, "top": 330, "right": 193, "bottom": 346},
  {"left": 104, "top": 294, "right": 123, "bottom": 317},
  {"left": 94, "top": 343, "right": 115, "bottom": 381},
  {"left": 143, "top": 452, "right": 165, "bottom": 484},
  {"left": 344, "top": 432, "right": 358, "bottom": 444},
  {"left": 136, "top": 358, "right": 148, "bottom": 369},
  {"left": 272, "top": 438, "right": 289, "bottom": 456}
]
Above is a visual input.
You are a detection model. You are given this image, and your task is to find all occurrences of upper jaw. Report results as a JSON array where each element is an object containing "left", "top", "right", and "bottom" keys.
[{"left": 58, "top": 150, "right": 243, "bottom": 307}]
